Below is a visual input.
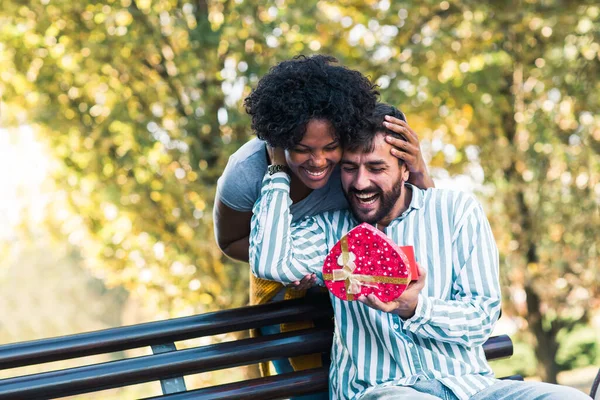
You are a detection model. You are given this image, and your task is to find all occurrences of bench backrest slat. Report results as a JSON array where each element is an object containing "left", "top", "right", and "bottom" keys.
[
  {"left": 0, "top": 294, "right": 333, "bottom": 370},
  {"left": 0, "top": 328, "right": 332, "bottom": 400},
  {"left": 483, "top": 335, "right": 512, "bottom": 359},
  {"left": 141, "top": 368, "right": 330, "bottom": 400},
  {"left": 481, "top": 335, "right": 514, "bottom": 359}
]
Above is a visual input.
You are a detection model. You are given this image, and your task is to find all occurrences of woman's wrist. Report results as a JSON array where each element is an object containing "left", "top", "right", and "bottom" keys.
[
  {"left": 267, "top": 164, "right": 291, "bottom": 175},
  {"left": 408, "top": 171, "right": 435, "bottom": 189},
  {"left": 267, "top": 146, "right": 287, "bottom": 166}
]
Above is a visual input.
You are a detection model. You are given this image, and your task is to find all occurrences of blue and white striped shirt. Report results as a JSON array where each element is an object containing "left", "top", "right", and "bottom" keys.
[{"left": 250, "top": 172, "right": 501, "bottom": 400}]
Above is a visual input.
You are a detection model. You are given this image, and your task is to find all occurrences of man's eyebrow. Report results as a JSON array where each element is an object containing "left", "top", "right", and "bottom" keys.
[
  {"left": 340, "top": 159, "right": 388, "bottom": 166},
  {"left": 365, "top": 160, "right": 387, "bottom": 166}
]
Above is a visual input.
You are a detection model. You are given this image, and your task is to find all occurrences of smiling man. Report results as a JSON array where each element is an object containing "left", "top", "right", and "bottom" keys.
[
  {"left": 341, "top": 126, "right": 411, "bottom": 228},
  {"left": 249, "top": 104, "right": 590, "bottom": 400}
]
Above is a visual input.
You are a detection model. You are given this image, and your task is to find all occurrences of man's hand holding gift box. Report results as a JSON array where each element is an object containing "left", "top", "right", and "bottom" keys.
[
  {"left": 322, "top": 223, "right": 423, "bottom": 319},
  {"left": 357, "top": 267, "right": 426, "bottom": 319}
]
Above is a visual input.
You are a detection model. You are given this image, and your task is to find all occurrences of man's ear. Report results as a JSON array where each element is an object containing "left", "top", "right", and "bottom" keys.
[{"left": 401, "top": 162, "right": 410, "bottom": 182}]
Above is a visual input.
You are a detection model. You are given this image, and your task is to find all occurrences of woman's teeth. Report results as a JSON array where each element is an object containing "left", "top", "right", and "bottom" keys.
[{"left": 305, "top": 168, "right": 327, "bottom": 177}]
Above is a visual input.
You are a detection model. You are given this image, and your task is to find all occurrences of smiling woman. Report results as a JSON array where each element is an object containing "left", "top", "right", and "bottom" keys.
[{"left": 213, "top": 55, "right": 379, "bottom": 264}]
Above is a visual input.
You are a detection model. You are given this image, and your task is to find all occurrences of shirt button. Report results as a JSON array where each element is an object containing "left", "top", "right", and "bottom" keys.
[
  {"left": 408, "top": 343, "right": 414, "bottom": 348},
  {"left": 393, "top": 324, "right": 399, "bottom": 329}
]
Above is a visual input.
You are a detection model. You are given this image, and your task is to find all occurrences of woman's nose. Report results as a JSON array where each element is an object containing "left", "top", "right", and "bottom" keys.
[{"left": 310, "top": 152, "right": 327, "bottom": 168}]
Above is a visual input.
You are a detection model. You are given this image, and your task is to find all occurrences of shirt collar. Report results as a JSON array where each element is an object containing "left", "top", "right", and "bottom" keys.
[
  {"left": 347, "top": 182, "right": 426, "bottom": 227},
  {"left": 404, "top": 182, "right": 425, "bottom": 211}
]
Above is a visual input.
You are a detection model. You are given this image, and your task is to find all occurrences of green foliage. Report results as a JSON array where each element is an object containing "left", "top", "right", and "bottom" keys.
[
  {"left": 556, "top": 326, "right": 599, "bottom": 371},
  {"left": 1, "top": 0, "right": 598, "bottom": 381}
]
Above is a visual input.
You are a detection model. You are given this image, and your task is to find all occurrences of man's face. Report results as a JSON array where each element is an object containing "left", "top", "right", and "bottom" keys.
[{"left": 341, "top": 133, "right": 409, "bottom": 224}]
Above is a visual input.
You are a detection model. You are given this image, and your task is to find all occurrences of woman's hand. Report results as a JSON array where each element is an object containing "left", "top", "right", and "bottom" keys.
[
  {"left": 288, "top": 273, "right": 318, "bottom": 291},
  {"left": 383, "top": 115, "right": 435, "bottom": 189},
  {"left": 267, "top": 145, "right": 287, "bottom": 166}
]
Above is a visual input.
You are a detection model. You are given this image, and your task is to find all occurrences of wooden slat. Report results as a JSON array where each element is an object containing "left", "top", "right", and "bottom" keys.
[
  {"left": 142, "top": 368, "right": 329, "bottom": 400},
  {"left": 0, "top": 294, "right": 332, "bottom": 370},
  {"left": 0, "top": 329, "right": 331, "bottom": 400}
]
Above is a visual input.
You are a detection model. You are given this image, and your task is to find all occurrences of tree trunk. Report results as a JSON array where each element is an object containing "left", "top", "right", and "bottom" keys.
[
  {"left": 525, "top": 284, "right": 561, "bottom": 383},
  {"left": 501, "top": 44, "right": 563, "bottom": 384},
  {"left": 517, "top": 188, "right": 561, "bottom": 383}
]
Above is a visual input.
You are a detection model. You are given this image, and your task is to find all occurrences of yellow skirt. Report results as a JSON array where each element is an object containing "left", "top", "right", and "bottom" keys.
[{"left": 249, "top": 274, "right": 323, "bottom": 376}]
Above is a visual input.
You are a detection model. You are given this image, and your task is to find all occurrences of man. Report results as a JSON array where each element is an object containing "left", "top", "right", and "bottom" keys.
[{"left": 249, "top": 104, "right": 590, "bottom": 400}]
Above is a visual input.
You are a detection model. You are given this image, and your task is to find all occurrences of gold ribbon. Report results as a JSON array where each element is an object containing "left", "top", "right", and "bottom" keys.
[{"left": 323, "top": 236, "right": 411, "bottom": 301}]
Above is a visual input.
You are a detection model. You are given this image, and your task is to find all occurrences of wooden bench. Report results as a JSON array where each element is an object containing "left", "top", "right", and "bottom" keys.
[{"left": 0, "top": 293, "right": 521, "bottom": 399}]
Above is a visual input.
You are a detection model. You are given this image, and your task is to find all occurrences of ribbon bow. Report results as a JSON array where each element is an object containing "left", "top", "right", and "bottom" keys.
[{"left": 327, "top": 236, "right": 380, "bottom": 300}]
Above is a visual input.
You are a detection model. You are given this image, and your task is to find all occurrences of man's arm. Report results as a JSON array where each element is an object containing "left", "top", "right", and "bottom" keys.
[
  {"left": 361, "top": 199, "right": 501, "bottom": 348},
  {"left": 404, "top": 201, "right": 501, "bottom": 347},
  {"left": 249, "top": 172, "right": 329, "bottom": 284}
]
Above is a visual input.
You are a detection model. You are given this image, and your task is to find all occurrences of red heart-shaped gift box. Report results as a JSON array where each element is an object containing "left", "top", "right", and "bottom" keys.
[{"left": 322, "top": 223, "right": 418, "bottom": 302}]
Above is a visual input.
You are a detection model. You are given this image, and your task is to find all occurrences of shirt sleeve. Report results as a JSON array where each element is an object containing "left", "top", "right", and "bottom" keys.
[
  {"left": 249, "top": 172, "right": 329, "bottom": 284},
  {"left": 216, "top": 157, "right": 260, "bottom": 212},
  {"left": 403, "top": 200, "right": 502, "bottom": 348}
]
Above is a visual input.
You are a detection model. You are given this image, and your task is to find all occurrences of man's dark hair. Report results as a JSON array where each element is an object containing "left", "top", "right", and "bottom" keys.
[
  {"left": 244, "top": 55, "right": 379, "bottom": 149},
  {"left": 345, "top": 103, "right": 407, "bottom": 154}
]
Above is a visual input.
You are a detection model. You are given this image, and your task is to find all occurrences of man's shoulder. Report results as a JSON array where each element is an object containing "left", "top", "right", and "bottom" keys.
[
  {"left": 422, "top": 187, "right": 481, "bottom": 208},
  {"left": 420, "top": 188, "right": 485, "bottom": 227}
]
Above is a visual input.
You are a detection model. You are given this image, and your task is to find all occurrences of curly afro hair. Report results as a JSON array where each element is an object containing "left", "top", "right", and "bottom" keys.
[{"left": 244, "top": 55, "right": 379, "bottom": 149}]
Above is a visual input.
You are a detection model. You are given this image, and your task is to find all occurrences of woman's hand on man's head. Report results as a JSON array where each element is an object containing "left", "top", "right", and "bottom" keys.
[{"left": 383, "top": 115, "right": 435, "bottom": 189}]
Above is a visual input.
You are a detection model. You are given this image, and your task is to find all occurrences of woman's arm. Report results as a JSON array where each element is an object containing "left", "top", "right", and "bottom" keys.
[
  {"left": 214, "top": 189, "right": 316, "bottom": 288},
  {"left": 213, "top": 193, "right": 252, "bottom": 262},
  {"left": 250, "top": 172, "right": 328, "bottom": 284}
]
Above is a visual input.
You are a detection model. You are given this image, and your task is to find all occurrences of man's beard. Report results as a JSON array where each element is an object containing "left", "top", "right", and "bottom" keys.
[{"left": 344, "top": 179, "right": 404, "bottom": 224}]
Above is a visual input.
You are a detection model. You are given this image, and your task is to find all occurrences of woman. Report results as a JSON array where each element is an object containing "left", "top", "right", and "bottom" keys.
[{"left": 213, "top": 55, "right": 434, "bottom": 396}]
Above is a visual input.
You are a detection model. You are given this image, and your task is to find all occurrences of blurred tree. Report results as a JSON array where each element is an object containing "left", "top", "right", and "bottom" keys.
[
  {"left": 0, "top": 0, "right": 292, "bottom": 314},
  {"left": 1, "top": 0, "right": 598, "bottom": 383}
]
